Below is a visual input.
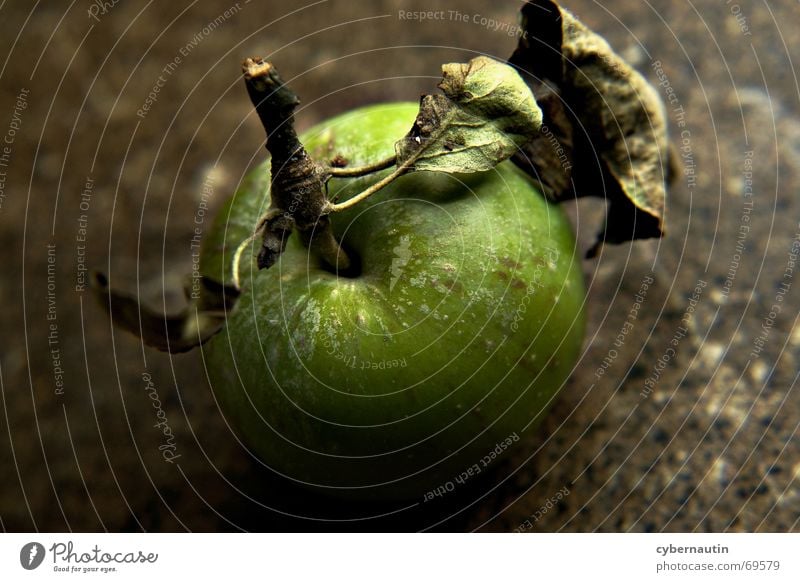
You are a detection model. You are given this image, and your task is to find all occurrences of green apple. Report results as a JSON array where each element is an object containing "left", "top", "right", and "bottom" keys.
[{"left": 199, "top": 102, "right": 585, "bottom": 500}]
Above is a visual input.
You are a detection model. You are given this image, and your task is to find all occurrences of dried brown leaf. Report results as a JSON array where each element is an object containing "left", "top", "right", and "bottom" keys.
[
  {"left": 91, "top": 272, "right": 239, "bottom": 353},
  {"left": 509, "top": 0, "right": 674, "bottom": 257}
]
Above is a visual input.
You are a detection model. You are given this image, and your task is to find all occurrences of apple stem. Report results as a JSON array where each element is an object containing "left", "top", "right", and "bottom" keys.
[
  {"left": 329, "top": 162, "right": 411, "bottom": 213},
  {"left": 241, "top": 58, "right": 351, "bottom": 274},
  {"left": 327, "top": 155, "right": 397, "bottom": 177},
  {"left": 230, "top": 228, "right": 260, "bottom": 290}
]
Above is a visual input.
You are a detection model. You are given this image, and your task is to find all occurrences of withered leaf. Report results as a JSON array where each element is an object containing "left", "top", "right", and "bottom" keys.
[
  {"left": 395, "top": 56, "right": 542, "bottom": 173},
  {"left": 92, "top": 271, "right": 239, "bottom": 353},
  {"left": 508, "top": 0, "right": 674, "bottom": 257}
]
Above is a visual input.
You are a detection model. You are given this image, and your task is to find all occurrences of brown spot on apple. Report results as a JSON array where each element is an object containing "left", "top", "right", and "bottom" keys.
[
  {"left": 330, "top": 154, "right": 348, "bottom": 168},
  {"left": 499, "top": 256, "right": 522, "bottom": 270},
  {"left": 443, "top": 278, "right": 463, "bottom": 293}
]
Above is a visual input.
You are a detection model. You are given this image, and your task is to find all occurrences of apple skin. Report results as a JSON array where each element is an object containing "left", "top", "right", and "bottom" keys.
[{"left": 200, "top": 102, "right": 585, "bottom": 499}]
